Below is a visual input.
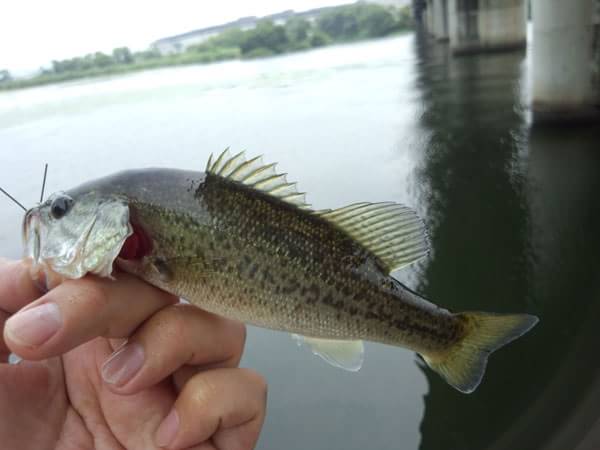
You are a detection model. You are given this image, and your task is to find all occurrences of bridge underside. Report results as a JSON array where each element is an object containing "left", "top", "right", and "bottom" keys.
[{"left": 421, "top": 0, "right": 600, "bottom": 123}]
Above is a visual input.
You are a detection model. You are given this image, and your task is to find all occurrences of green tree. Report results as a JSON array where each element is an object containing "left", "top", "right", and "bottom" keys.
[
  {"left": 112, "top": 47, "right": 133, "bottom": 64},
  {"left": 356, "top": 5, "right": 399, "bottom": 37},
  {"left": 93, "top": 52, "right": 114, "bottom": 68},
  {"left": 134, "top": 49, "right": 161, "bottom": 60},
  {"left": 81, "top": 54, "right": 96, "bottom": 70},
  {"left": 188, "top": 28, "right": 246, "bottom": 53},
  {"left": 285, "top": 17, "right": 311, "bottom": 43},
  {"left": 0, "top": 70, "right": 12, "bottom": 83},
  {"left": 317, "top": 4, "right": 403, "bottom": 41},
  {"left": 239, "top": 20, "right": 289, "bottom": 55},
  {"left": 309, "top": 30, "right": 331, "bottom": 48},
  {"left": 396, "top": 5, "right": 414, "bottom": 29},
  {"left": 210, "top": 28, "right": 247, "bottom": 49},
  {"left": 317, "top": 7, "right": 359, "bottom": 40}
]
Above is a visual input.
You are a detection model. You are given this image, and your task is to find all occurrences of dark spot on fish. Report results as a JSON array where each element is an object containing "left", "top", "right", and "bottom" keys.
[
  {"left": 211, "top": 257, "right": 227, "bottom": 268},
  {"left": 305, "top": 284, "right": 320, "bottom": 305},
  {"left": 332, "top": 298, "right": 345, "bottom": 310},
  {"left": 281, "top": 279, "right": 299, "bottom": 295},
  {"left": 350, "top": 271, "right": 362, "bottom": 283},
  {"left": 236, "top": 260, "right": 246, "bottom": 275},
  {"left": 263, "top": 268, "right": 275, "bottom": 285},
  {"left": 287, "top": 245, "right": 301, "bottom": 260},
  {"left": 248, "top": 264, "right": 259, "bottom": 279},
  {"left": 341, "top": 255, "right": 356, "bottom": 266},
  {"left": 321, "top": 292, "right": 334, "bottom": 307}
]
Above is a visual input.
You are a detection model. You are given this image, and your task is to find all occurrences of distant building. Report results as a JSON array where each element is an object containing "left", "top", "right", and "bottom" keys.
[{"left": 151, "top": 5, "right": 349, "bottom": 55}]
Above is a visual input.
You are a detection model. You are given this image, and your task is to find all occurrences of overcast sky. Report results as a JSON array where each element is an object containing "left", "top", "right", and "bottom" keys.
[{"left": 1, "top": 0, "right": 344, "bottom": 74}]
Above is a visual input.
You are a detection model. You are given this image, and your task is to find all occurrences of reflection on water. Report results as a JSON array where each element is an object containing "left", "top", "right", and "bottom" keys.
[
  {"left": 1, "top": 32, "right": 599, "bottom": 450},
  {"left": 413, "top": 28, "right": 538, "bottom": 450},
  {"left": 412, "top": 29, "right": 600, "bottom": 450}
]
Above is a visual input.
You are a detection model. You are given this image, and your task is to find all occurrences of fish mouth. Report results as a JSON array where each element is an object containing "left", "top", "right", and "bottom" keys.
[
  {"left": 22, "top": 208, "right": 53, "bottom": 290},
  {"left": 22, "top": 197, "right": 132, "bottom": 281},
  {"left": 22, "top": 208, "right": 41, "bottom": 264},
  {"left": 21, "top": 206, "right": 103, "bottom": 284}
]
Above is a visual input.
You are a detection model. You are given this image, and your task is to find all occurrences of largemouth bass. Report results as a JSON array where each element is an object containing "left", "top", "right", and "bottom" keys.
[{"left": 22, "top": 150, "right": 537, "bottom": 393}]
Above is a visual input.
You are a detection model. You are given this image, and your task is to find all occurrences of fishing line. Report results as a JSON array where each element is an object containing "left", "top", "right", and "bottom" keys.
[
  {"left": 0, "top": 186, "right": 27, "bottom": 212},
  {"left": 39, "top": 163, "right": 48, "bottom": 203}
]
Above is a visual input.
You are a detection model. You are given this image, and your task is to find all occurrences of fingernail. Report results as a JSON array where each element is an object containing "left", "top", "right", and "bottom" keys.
[
  {"left": 101, "top": 343, "right": 145, "bottom": 386},
  {"left": 155, "top": 409, "right": 179, "bottom": 448},
  {"left": 5, "top": 303, "right": 62, "bottom": 347}
]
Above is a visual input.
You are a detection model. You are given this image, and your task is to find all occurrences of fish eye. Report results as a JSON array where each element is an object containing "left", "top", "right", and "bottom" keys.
[{"left": 50, "top": 195, "right": 74, "bottom": 220}]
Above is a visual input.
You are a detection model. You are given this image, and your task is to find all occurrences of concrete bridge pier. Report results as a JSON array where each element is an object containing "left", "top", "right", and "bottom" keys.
[
  {"left": 531, "top": 0, "right": 599, "bottom": 123},
  {"left": 447, "top": 0, "right": 527, "bottom": 54},
  {"left": 425, "top": 0, "right": 434, "bottom": 36},
  {"left": 424, "top": 0, "right": 449, "bottom": 40},
  {"left": 432, "top": 0, "right": 450, "bottom": 40}
]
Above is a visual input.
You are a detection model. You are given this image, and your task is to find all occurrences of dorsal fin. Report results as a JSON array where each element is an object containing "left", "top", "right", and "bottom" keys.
[
  {"left": 316, "top": 202, "right": 429, "bottom": 273},
  {"left": 206, "top": 149, "right": 311, "bottom": 209}
]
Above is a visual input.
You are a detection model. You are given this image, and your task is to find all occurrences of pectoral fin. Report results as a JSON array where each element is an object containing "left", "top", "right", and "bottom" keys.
[{"left": 292, "top": 334, "right": 364, "bottom": 372}]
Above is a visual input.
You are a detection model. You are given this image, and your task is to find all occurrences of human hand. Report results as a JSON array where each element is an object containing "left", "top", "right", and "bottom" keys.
[{"left": 0, "top": 258, "right": 267, "bottom": 450}]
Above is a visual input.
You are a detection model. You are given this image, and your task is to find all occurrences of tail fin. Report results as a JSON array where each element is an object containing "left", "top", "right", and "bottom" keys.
[{"left": 422, "top": 312, "right": 538, "bottom": 394}]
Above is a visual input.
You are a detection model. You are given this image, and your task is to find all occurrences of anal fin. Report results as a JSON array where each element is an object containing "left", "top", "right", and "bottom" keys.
[{"left": 292, "top": 334, "right": 364, "bottom": 372}]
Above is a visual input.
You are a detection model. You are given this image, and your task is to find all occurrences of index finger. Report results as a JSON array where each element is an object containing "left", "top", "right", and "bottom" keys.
[
  {"left": 4, "top": 271, "right": 178, "bottom": 361},
  {"left": 0, "top": 258, "right": 43, "bottom": 313}
]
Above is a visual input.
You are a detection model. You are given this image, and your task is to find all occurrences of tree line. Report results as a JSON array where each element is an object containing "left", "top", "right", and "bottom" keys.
[
  {"left": 0, "top": 3, "right": 413, "bottom": 90},
  {"left": 189, "top": 3, "right": 413, "bottom": 58}
]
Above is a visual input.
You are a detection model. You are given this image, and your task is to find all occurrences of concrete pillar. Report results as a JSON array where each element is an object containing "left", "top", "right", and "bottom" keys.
[
  {"left": 448, "top": 0, "right": 527, "bottom": 54},
  {"left": 423, "top": 0, "right": 431, "bottom": 33},
  {"left": 425, "top": 0, "right": 435, "bottom": 36},
  {"left": 531, "top": 0, "right": 598, "bottom": 122},
  {"left": 432, "top": 0, "right": 450, "bottom": 40}
]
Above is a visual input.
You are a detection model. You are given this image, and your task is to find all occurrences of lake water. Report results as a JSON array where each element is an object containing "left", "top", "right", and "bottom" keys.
[{"left": 1, "top": 32, "right": 600, "bottom": 450}]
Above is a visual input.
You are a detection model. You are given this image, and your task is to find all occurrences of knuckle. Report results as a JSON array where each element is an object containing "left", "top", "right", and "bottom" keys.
[{"left": 136, "top": 304, "right": 189, "bottom": 348}]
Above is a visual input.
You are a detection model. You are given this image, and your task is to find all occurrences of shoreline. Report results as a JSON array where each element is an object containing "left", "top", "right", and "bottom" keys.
[{"left": 0, "top": 32, "right": 413, "bottom": 93}]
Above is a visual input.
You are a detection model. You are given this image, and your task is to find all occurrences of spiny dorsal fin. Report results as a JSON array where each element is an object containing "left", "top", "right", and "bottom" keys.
[
  {"left": 206, "top": 149, "right": 311, "bottom": 209},
  {"left": 316, "top": 202, "right": 429, "bottom": 273}
]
